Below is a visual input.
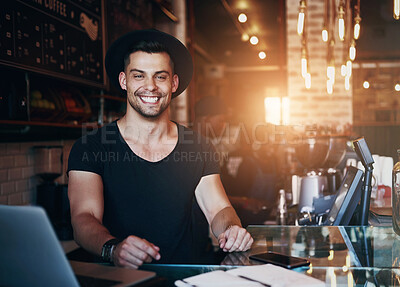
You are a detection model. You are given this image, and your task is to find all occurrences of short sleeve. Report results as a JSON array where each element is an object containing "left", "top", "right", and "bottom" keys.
[{"left": 67, "top": 134, "right": 104, "bottom": 176}]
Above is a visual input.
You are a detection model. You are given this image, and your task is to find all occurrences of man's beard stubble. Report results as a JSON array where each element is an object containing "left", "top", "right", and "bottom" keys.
[{"left": 127, "top": 89, "right": 170, "bottom": 118}]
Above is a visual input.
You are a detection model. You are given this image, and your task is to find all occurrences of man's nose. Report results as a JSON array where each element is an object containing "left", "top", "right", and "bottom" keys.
[{"left": 144, "top": 77, "right": 156, "bottom": 91}]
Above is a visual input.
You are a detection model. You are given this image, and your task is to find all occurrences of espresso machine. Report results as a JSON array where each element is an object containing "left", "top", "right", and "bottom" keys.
[
  {"left": 322, "top": 136, "right": 348, "bottom": 194},
  {"left": 295, "top": 135, "right": 330, "bottom": 213},
  {"left": 294, "top": 134, "right": 347, "bottom": 214},
  {"left": 34, "top": 146, "right": 72, "bottom": 240}
]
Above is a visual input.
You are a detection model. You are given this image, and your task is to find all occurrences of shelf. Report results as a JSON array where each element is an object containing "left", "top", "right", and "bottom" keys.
[
  {"left": 91, "top": 94, "right": 126, "bottom": 102},
  {"left": 0, "top": 120, "right": 98, "bottom": 128},
  {"left": 0, "top": 120, "right": 100, "bottom": 142}
]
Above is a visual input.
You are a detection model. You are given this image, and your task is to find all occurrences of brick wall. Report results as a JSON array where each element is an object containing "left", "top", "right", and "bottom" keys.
[
  {"left": 0, "top": 140, "right": 75, "bottom": 205},
  {"left": 286, "top": 0, "right": 353, "bottom": 126}
]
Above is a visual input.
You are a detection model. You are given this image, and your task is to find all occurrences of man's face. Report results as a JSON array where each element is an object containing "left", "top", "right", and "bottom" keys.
[{"left": 119, "top": 51, "right": 179, "bottom": 118}]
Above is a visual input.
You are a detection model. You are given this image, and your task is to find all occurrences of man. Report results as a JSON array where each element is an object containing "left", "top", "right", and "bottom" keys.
[{"left": 67, "top": 29, "right": 253, "bottom": 269}]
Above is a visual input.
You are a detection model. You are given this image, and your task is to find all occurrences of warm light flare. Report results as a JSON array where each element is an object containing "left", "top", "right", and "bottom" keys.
[
  {"left": 354, "top": 14, "right": 361, "bottom": 39},
  {"left": 328, "top": 250, "right": 334, "bottom": 260},
  {"left": 348, "top": 271, "right": 354, "bottom": 287},
  {"left": 264, "top": 97, "right": 290, "bottom": 125},
  {"left": 322, "top": 29, "right": 328, "bottom": 42},
  {"left": 241, "top": 33, "right": 249, "bottom": 42},
  {"left": 297, "top": 0, "right": 306, "bottom": 35},
  {"left": 301, "top": 57, "right": 308, "bottom": 78},
  {"left": 345, "top": 75, "right": 350, "bottom": 90},
  {"left": 258, "top": 51, "right": 266, "bottom": 59},
  {"left": 238, "top": 13, "right": 247, "bottom": 23},
  {"left": 327, "top": 65, "right": 335, "bottom": 84},
  {"left": 297, "top": 12, "right": 305, "bottom": 35},
  {"left": 306, "top": 263, "right": 313, "bottom": 274},
  {"left": 341, "top": 64, "right": 347, "bottom": 76},
  {"left": 354, "top": 23, "right": 360, "bottom": 39},
  {"left": 327, "top": 79, "right": 333, "bottom": 94},
  {"left": 349, "top": 41, "right": 356, "bottom": 61},
  {"left": 346, "top": 60, "right": 352, "bottom": 77},
  {"left": 250, "top": 36, "right": 259, "bottom": 45},
  {"left": 338, "top": 4, "right": 345, "bottom": 41},
  {"left": 363, "top": 80, "right": 370, "bottom": 89},
  {"left": 395, "top": 83, "right": 400, "bottom": 91},
  {"left": 328, "top": 267, "right": 336, "bottom": 287},
  {"left": 338, "top": 18, "right": 345, "bottom": 41},
  {"left": 305, "top": 73, "right": 311, "bottom": 89},
  {"left": 395, "top": 0, "right": 400, "bottom": 20}
]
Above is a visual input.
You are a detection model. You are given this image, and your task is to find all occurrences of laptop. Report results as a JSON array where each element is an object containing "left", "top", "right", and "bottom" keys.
[{"left": 0, "top": 204, "right": 156, "bottom": 287}]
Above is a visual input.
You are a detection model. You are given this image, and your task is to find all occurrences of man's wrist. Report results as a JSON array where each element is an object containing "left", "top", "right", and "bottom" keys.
[{"left": 101, "top": 238, "right": 121, "bottom": 263}]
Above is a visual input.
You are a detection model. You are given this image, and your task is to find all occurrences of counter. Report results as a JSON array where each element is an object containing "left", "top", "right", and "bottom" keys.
[{"left": 135, "top": 225, "right": 400, "bottom": 286}]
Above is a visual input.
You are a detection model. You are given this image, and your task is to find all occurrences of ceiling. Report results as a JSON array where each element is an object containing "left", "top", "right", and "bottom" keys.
[
  {"left": 192, "top": 0, "right": 285, "bottom": 68},
  {"left": 192, "top": 0, "right": 399, "bottom": 67}
]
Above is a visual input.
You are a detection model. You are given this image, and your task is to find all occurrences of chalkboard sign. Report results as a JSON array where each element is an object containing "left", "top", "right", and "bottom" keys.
[{"left": 0, "top": 0, "right": 105, "bottom": 88}]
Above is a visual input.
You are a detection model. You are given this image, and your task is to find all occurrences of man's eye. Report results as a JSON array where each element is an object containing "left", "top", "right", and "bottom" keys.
[
  {"left": 156, "top": 75, "right": 167, "bottom": 80},
  {"left": 134, "top": 74, "right": 144, "bottom": 79}
]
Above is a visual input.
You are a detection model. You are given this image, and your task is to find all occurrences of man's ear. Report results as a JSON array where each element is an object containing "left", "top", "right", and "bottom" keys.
[
  {"left": 172, "top": 74, "right": 179, "bottom": 93},
  {"left": 119, "top": 72, "right": 127, "bottom": 91}
]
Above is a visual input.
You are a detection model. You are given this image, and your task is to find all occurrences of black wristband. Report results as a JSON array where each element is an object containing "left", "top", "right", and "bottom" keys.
[{"left": 101, "top": 238, "right": 121, "bottom": 263}]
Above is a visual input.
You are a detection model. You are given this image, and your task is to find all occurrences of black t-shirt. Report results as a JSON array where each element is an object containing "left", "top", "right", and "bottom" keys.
[{"left": 67, "top": 121, "right": 220, "bottom": 263}]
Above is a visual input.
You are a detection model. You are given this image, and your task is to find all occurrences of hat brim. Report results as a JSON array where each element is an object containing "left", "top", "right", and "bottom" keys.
[{"left": 105, "top": 29, "right": 193, "bottom": 98}]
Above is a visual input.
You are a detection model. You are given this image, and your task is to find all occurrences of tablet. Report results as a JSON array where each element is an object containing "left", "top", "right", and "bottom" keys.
[{"left": 323, "top": 166, "right": 364, "bottom": 226}]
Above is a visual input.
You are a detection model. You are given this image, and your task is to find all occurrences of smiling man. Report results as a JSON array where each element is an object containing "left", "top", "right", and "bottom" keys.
[{"left": 67, "top": 29, "right": 253, "bottom": 269}]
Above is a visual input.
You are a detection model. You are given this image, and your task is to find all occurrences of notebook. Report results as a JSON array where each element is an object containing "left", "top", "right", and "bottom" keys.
[{"left": 0, "top": 204, "right": 156, "bottom": 287}]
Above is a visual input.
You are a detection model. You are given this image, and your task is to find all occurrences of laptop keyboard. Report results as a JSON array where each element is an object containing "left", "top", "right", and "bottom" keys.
[{"left": 76, "top": 274, "right": 122, "bottom": 287}]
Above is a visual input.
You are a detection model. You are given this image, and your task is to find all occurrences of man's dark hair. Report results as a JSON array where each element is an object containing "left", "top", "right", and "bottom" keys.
[{"left": 123, "top": 41, "right": 175, "bottom": 73}]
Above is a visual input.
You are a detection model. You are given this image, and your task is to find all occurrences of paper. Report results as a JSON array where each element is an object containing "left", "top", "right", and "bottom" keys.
[
  {"left": 175, "top": 270, "right": 260, "bottom": 287},
  {"left": 228, "top": 264, "right": 325, "bottom": 287},
  {"left": 175, "top": 264, "right": 325, "bottom": 287}
]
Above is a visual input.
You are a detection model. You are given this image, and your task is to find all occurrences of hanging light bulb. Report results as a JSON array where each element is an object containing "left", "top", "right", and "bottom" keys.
[
  {"left": 341, "top": 63, "right": 347, "bottom": 76},
  {"left": 301, "top": 47, "right": 307, "bottom": 78},
  {"left": 250, "top": 36, "right": 259, "bottom": 45},
  {"left": 322, "top": 26, "right": 328, "bottom": 42},
  {"left": 345, "top": 75, "right": 350, "bottom": 90},
  {"left": 349, "top": 40, "right": 356, "bottom": 61},
  {"left": 238, "top": 13, "right": 247, "bottom": 23},
  {"left": 327, "top": 79, "right": 333, "bottom": 94},
  {"left": 346, "top": 60, "right": 352, "bottom": 77},
  {"left": 338, "top": 1, "right": 345, "bottom": 41},
  {"left": 363, "top": 80, "right": 370, "bottom": 89},
  {"left": 305, "top": 73, "right": 311, "bottom": 89},
  {"left": 354, "top": 14, "right": 361, "bottom": 40},
  {"left": 258, "top": 51, "right": 267, "bottom": 59},
  {"left": 327, "top": 61, "right": 335, "bottom": 84},
  {"left": 297, "top": 0, "right": 306, "bottom": 35},
  {"left": 395, "top": 83, "right": 400, "bottom": 91},
  {"left": 395, "top": 0, "right": 400, "bottom": 20}
]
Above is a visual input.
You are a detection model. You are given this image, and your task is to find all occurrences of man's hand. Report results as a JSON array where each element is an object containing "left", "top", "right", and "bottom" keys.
[
  {"left": 112, "top": 236, "right": 161, "bottom": 269},
  {"left": 217, "top": 225, "right": 253, "bottom": 252}
]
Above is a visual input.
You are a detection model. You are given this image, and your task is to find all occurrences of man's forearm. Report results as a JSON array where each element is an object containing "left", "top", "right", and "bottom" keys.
[
  {"left": 210, "top": 206, "right": 242, "bottom": 238},
  {"left": 71, "top": 213, "right": 115, "bottom": 256}
]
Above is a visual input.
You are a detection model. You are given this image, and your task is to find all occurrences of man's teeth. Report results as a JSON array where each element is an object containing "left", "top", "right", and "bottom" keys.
[{"left": 140, "top": 96, "right": 158, "bottom": 103}]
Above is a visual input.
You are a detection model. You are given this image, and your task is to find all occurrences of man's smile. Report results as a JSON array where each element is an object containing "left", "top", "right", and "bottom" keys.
[{"left": 139, "top": 96, "right": 160, "bottom": 104}]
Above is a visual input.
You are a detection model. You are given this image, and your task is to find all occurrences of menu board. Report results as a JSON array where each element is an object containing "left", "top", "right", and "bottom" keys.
[{"left": 0, "top": 0, "right": 105, "bottom": 88}]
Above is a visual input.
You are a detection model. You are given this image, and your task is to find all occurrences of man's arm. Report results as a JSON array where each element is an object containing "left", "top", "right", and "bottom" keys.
[
  {"left": 68, "top": 170, "right": 160, "bottom": 268},
  {"left": 194, "top": 174, "right": 253, "bottom": 252}
]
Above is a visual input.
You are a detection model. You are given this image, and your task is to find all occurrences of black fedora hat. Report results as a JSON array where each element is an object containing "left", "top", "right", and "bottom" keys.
[{"left": 105, "top": 29, "right": 193, "bottom": 98}]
